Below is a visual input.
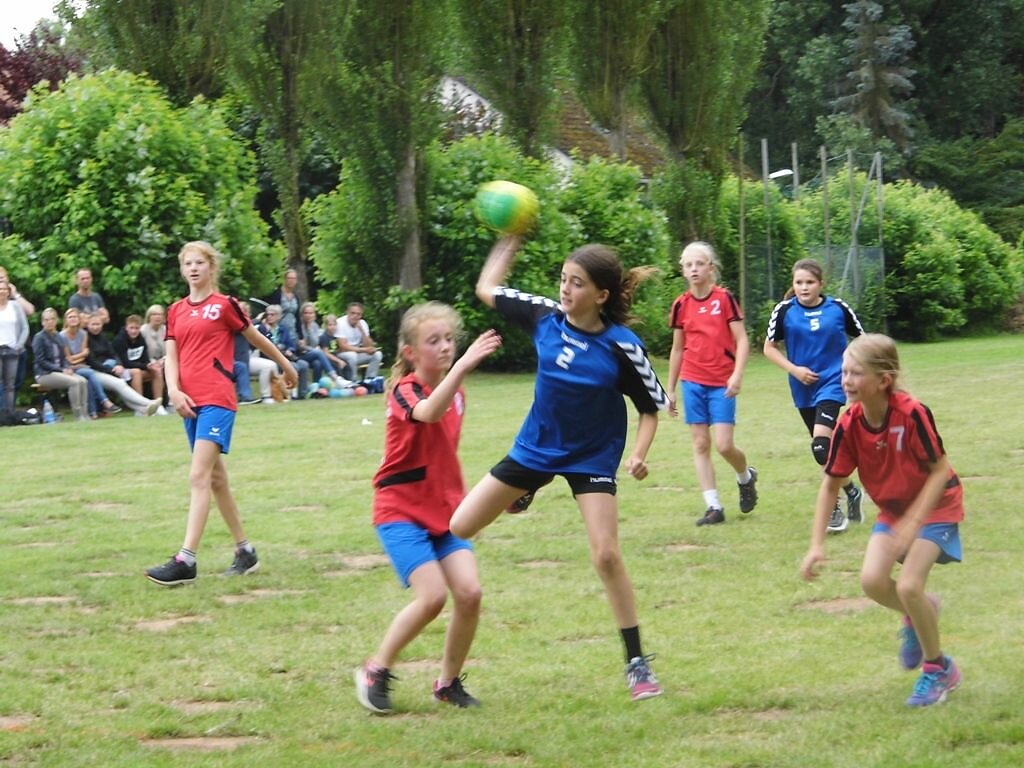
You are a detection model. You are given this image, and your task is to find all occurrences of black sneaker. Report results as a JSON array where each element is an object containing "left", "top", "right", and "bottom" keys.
[
  {"left": 238, "top": 396, "right": 261, "bottom": 406},
  {"left": 738, "top": 467, "right": 758, "bottom": 513},
  {"left": 433, "top": 674, "right": 480, "bottom": 708},
  {"left": 827, "top": 501, "right": 849, "bottom": 534},
  {"left": 145, "top": 556, "right": 197, "bottom": 586},
  {"left": 355, "top": 664, "right": 396, "bottom": 714},
  {"left": 224, "top": 547, "right": 260, "bottom": 575},
  {"left": 506, "top": 492, "right": 534, "bottom": 514},
  {"left": 696, "top": 506, "right": 725, "bottom": 526},
  {"left": 846, "top": 486, "right": 864, "bottom": 524}
]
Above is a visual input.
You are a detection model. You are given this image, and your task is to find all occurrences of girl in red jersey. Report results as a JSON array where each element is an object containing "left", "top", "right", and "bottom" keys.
[
  {"left": 666, "top": 241, "right": 758, "bottom": 526},
  {"left": 355, "top": 302, "right": 502, "bottom": 715},
  {"left": 801, "top": 334, "right": 963, "bottom": 707},
  {"left": 145, "top": 242, "right": 297, "bottom": 586}
]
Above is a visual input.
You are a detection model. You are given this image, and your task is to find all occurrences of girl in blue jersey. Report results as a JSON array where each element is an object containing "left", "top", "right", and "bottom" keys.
[
  {"left": 450, "top": 235, "right": 669, "bottom": 702},
  {"left": 763, "top": 258, "right": 865, "bottom": 533}
]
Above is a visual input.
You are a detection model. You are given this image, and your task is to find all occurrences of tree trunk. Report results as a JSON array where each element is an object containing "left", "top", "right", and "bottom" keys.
[{"left": 396, "top": 142, "right": 421, "bottom": 291}]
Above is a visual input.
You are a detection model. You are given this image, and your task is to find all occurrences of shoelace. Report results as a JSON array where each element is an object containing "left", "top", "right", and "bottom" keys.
[
  {"left": 372, "top": 669, "right": 397, "bottom": 694},
  {"left": 627, "top": 654, "right": 658, "bottom": 684},
  {"left": 912, "top": 669, "right": 941, "bottom": 697}
]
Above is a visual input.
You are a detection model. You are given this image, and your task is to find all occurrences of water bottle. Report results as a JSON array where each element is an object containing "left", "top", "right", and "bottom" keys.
[{"left": 42, "top": 398, "right": 56, "bottom": 424}]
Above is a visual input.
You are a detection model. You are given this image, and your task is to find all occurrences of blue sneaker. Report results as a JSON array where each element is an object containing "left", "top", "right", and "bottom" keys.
[
  {"left": 906, "top": 657, "right": 961, "bottom": 707},
  {"left": 898, "top": 595, "right": 941, "bottom": 670}
]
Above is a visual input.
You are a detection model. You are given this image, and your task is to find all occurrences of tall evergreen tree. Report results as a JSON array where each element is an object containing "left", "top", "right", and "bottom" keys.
[
  {"left": 832, "top": 1, "right": 915, "bottom": 149},
  {"left": 453, "top": 0, "right": 568, "bottom": 158},
  {"left": 216, "top": 0, "right": 321, "bottom": 295},
  {"left": 569, "top": 0, "right": 658, "bottom": 159},
  {"left": 310, "top": 0, "right": 443, "bottom": 292},
  {"left": 640, "top": 0, "right": 770, "bottom": 240}
]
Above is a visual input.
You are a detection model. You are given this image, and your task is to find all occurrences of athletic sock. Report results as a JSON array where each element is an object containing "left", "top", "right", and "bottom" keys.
[
  {"left": 702, "top": 489, "right": 721, "bottom": 509},
  {"left": 925, "top": 655, "right": 944, "bottom": 667},
  {"left": 736, "top": 468, "right": 752, "bottom": 484},
  {"left": 620, "top": 626, "right": 642, "bottom": 663},
  {"left": 236, "top": 539, "right": 254, "bottom": 554},
  {"left": 176, "top": 547, "right": 197, "bottom": 566}
]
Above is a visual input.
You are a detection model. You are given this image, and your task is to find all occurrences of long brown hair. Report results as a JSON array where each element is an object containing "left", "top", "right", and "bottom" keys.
[
  {"left": 783, "top": 258, "right": 824, "bottom": 300},
  {"left": 566, "top": 244, "right": 657, "bottom": 326}
]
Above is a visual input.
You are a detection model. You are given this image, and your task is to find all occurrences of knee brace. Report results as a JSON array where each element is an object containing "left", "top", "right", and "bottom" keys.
[{"left": 811, "top": 436, "right": 830, "bottom": 466}]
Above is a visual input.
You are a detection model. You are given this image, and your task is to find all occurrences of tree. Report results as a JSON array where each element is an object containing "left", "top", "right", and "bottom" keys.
[
  {"left": 0, "top": 70, "right": 280, "bottom": 320},
  {"left": 453, "top": 0, "right": 569, "bottom": 159},
  {"left": 640, "top": 0, "right": 771, "bottom": 241},
  {"left": 62, "top": 0, "right": 225, "bottom": 105},
  {"left": 832, "top": 1, "right": 915, "bottom": 150},
  {"left": 217, "top": 0, "right": 322, "bottom": 297},
  {"left": 309, "top": 0, "right": 444, "bottom": 293},
  {"left": 569, "top": 0, "right": 658, "bottom": 159},
  {"left": 0, "top": 20, "right": 83, "bottom": 124}
]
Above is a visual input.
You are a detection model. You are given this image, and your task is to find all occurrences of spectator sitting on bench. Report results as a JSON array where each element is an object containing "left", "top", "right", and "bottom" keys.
[
  {"left": 62, "top": 307, "right": 121, "bottom": 418},
  {"left": 333, "top": 301, "right": 383, "bottom": 382},
  {"left": 32, "top": 307, "right": 90, "bottom": 422},
  {"left": 257, "top": 304, "right": 310, "bottom": 399},
  {"left": 114, "top": 314, "right": 166, "bottom": 414},
  {"left": 84, "top": 314, "right": 159, "bottom": 416},
  {"left": 140, "top": 304, "right": 168, "bottom": 414}
]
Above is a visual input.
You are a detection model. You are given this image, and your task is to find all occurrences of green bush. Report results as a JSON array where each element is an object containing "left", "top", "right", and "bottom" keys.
[
  {"left": 310, "top": 133, "right": 673, "bottom": 368},
  {"left": 0, "top": 69, "right": 281, "bottom": 320}
]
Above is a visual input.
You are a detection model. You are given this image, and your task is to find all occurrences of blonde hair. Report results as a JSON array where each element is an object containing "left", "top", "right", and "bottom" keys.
[
  {"left": 177, "top": 241, "right": 221, "bottom": 291},
  {"left": 680, "top": 240, "right": 722, "bottom": 284},
  {"left": 145, "top": 304, "right": 165, "bottom": 324},
  {"left": 845, "top": 333, "right": 903, "bottom": 393},
  {"left": 388, "top": 302, "right": 464, "bottom": 388}
]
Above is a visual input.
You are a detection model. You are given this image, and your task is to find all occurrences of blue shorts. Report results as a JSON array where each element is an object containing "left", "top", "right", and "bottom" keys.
[
  {"left": 872, "top": 521, "right": 962, "bottom": 564},
  {"left": 682, "top": 381, "right": 736, "bottom": 425},
  {"left": 184, "top": 405, "right": 236, "bottom": 454},
  {"left": 376, "top": 522, "right": 473, "bottom": 588}
]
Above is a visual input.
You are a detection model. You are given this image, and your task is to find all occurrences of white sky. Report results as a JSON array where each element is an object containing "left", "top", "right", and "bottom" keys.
[{"left": 1, "top": 0, "right": 60, "bottom": 48}]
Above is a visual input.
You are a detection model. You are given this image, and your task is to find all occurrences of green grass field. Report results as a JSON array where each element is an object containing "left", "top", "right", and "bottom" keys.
[{"left": 2, "top": 336, "right": 1023, "bottom": 767}]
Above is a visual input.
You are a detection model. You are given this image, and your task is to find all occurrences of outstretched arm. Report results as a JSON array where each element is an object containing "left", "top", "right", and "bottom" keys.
[
  {"left": 412, "top": 329, "right": 503, "bottom": 423},
  {"left": 476, "top": 235, "right": 522, "bottom": 308},
  {"left": 800, "top": 474, "right": 844, "bottom": 580}
]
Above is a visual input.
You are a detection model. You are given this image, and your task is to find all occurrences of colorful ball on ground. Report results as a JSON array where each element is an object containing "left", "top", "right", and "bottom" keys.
[
  {"left": 319, "top": 376, "right": 334, "bottom": 389},
  {"left": 339, "top": 387, "right": 354, "bottom": 398},
  {"left": 354, "top": 386, "right": 368, "bottom": 397},
  {"left": 329, "top": 387, "right": 344, "bottom": 398},
  {"left": 474, "top": 180, "right": 539, "bottom": 235}
]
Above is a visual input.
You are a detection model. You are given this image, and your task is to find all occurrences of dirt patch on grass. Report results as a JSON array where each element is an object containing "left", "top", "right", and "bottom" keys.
[
  {"left": 135, "top": 615, "right": 211, "bottom": 632},
  {"left": 218, "top": 589, "right": 306, "bottom": 605},
  {"left": 15, "top": 541, "right": 58, "bottom": 548},
  {"left": 173, "top": 700, "right": 253, "bottom": 715},
  {"left": 83, "top": 571, "right": 119, "bottom": 578},
  {"left": 281, "top": 504, "right": 324, "bottom": 514},
  {"left": 800, "top": 596, "right": 875, "bottom": 614},
  {"left": 140, "top": 736, "right": 262, "bottom": 751},
  {"left": 8, "top": 596, "right": 76, "bottom": 606},
  {"left": 84, "top": 501, "right": 127, "bottom": 512},
  {"left": 517, "top": 560, "right": 563, "bottom": 569},
  {"left": 665, "top": 542, "right": 710, "bottom": 552},
  {"left": 0, "top": 714, "right": 38, "bottom": 731},
  {"left": 339, "top": 553, "right": 389, "bottom": 569}
]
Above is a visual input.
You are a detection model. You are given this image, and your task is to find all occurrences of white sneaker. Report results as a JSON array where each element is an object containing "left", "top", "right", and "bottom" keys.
[
  {"left": 156, "top": 405, "right": 169, "bottom": 416},
  {"left": 262, "top": 397, "right": 275, "bottom": 405},
  {"left": 143, "top": 399, "right": 159, "bottom": 416},
  {"left": 335, "top": 376, "right": 354, "bottom": 388}
]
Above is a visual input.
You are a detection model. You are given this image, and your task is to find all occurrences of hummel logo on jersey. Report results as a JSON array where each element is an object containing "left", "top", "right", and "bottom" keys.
[
  {"left": 560, "top": 331, "right": 589, "bottom": 352},
  {"left": 589, "top": 476, "right": 614, "bottom": 484},
  {"left": 209, "top": 426, "right": 221, "bottom": 435}
]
